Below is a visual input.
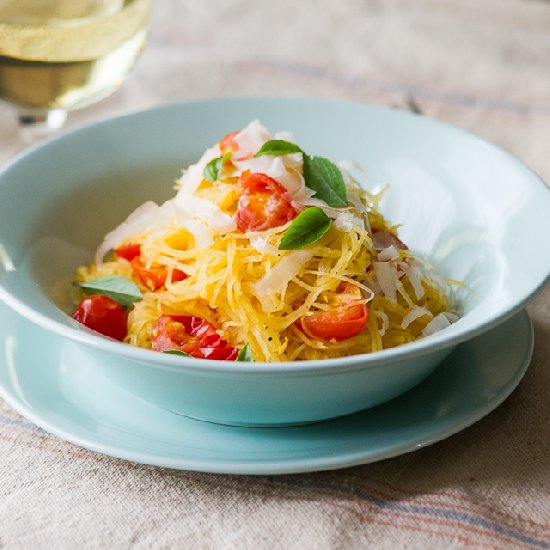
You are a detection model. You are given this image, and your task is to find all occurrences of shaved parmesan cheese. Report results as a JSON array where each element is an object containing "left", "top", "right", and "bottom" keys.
[
  {"left": 234, "top": 155, "right": 281, "bottom": 180},
  {"left": 422, "top": 313, "right": 455, "bottom": 336},
  {"left": 174, "top": 193, "right": 236, "bottom": 234},
  {"left": 333, "top": 212, "right": 363, "bottom": 232},
  {"left": 373, "top": 261, "right": 399, "bottom": 302},
  {"left": 276, "top": 167, "right": 310, "bottom": 203},
  {"left": 250, "top": 237, "right": 279, "bottom": 256},
  {"left": 233, "top": 154, "right": 279, "bottom": 176},
  {"left": 348, "top": 199, "right": 371, "bottom": 234},
  {"left": 233, "top": 119, "right": 271, "bottom": 158},
  {"left": 442, "top": 311, "right": 459, "bottom": 323},
  {"left": 279, "top": 152, "right": 303, "bottom": 169},
  {"left": 254, "top": 250, "right": 314, "bottom": 310},
  {"left": 180, "top": 219, "right": 213, "bottom": 249},
  {"left": 347, "top": 191, "right": 369, "bottom": 216},
  {"left": 94, "top": 200, "right": 216, "bottom": 265},
  {"left": 153, "top": 201, "right": 215, "bottom": 249},
  {"left": 406, "top": 264, "right": 425, "bottom": 300},
  {"left": 177, "top": 145, "right": 220, "bottom": 195},
  {"left": 378, "top": 245, "right": 399, "bottom": 262},
  {"left": 401, "top": 306, "right": 432, "bottom": 329},
  {"left": 95, "top": 201, "right": 162, "bottom": 265},
  {"left": 299, "top": 198, "right": 362, "bottom": 231}
]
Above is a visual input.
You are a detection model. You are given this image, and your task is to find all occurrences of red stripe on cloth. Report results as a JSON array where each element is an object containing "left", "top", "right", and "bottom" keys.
[
  {"left": 358, "top": 478, "right": 550, "bottom": 532},
  {"left": 254, "top": 477, "right": 544, "bottom": 550}
]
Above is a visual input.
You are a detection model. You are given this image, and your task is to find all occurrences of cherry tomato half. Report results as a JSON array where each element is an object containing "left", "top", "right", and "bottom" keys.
[
  {"left": 197, "top": 346, "right": 238, "bottom": 360},
  {"left": 114, "top": 243, "right": 142, "bottom": 261},
  {"left": 235, "top": 172, "right": 297, "bottom": 232},
  {"left": 151, "top": 315, "right": 238, "bottom": 360},
  {"left": 131, "top": 257, "right": 187, "bottom": 291},
  {"left": 73, "top": 294, "right": 128, "bottom": 341},
  {"left": 298, "top": 283, "right": 368, "bottom": 342}
]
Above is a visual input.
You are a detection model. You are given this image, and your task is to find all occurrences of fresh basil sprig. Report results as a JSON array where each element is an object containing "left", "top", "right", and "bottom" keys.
[
  {"left": 255, "top": 140, "right": 348, "bottom": 207},
  {"left": 236, "top": 343, "right": 254, "bottom": 362},
  {"left": 279, "top": 207, "right": 331, "bottom": 250},
  {"left": 203, "top": 151, "right": 232, "bottom": 182},
  {"left": 302, "top": 155, "right": 347, "bottom": 207},
  {"left": 163, "top": 349, "right": 193, "bottom": 358},
  {"left": 255, "top": 139, "right": 303, "bottom": 157},
  {"left": 79, "top": 275, "right": 143, "bottom": 307}
]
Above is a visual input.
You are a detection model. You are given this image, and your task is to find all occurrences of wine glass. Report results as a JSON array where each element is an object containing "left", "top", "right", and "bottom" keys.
[{"left": 0, "top": 0, "right": 150, "bottom": 144}]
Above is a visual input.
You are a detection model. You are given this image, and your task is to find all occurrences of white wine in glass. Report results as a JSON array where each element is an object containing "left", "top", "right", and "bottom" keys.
[{"left": 0, "top": 0, "right": 150, "bottom": 140}]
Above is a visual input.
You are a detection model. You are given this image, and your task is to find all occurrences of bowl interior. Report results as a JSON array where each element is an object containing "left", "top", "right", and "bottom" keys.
[{"left": 0, "top": 98, "right": 549, "bottom": 363}]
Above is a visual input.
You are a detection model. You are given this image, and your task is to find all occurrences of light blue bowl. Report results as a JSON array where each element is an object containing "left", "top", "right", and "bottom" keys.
[{"left": 0, "top": 98, "right": 549, "bottom": 426}]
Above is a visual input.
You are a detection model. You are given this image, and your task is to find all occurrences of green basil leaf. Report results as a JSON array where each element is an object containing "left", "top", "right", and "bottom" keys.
[
  {"left": 255, "top": 139, "right": 303, "bottom": 157},
  {"left": 79, "top": 275, "right": 143, "bottom": 307},
  {"left": 236, "top": 343, "right": 254, "bottom": 362},
  {"left": 278, "top": 207, "right": 331, "bottom": 250},
  {"left": 203, "top": 152, "right": 231, "bottom": 182},
  {"left": 303, "top": 155, "right": 347, "bottom": 207},
  {"left": 163, "top": 350, "right": 193, "bottom": 358},
  {"left": 203, "top": 157, "right": 220, "bottom": 182}
]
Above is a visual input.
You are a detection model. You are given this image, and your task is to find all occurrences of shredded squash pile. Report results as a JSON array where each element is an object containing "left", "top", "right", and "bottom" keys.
[{"left": 75, "top": 120, "right": 460, "bottom": 362}]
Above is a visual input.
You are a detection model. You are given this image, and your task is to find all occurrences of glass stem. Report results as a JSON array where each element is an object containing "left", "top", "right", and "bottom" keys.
[{"left": 18, "top": 109, "right": 68, "bottom": 146}]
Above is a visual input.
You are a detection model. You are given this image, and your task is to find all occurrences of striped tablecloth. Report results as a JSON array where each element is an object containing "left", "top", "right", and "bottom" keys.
[{"left": 1, "top": 1, "right": 549, "bottom": 548}]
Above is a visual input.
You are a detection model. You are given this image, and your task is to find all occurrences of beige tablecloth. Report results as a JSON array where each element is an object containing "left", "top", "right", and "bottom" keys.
[{"left": 1, "top": 1, "right": 550, "bottom": 548}]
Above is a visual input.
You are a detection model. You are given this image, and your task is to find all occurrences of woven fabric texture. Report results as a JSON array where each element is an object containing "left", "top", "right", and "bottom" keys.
[{"left": 0, "top": 1, "right": 549, "bottom": 548}]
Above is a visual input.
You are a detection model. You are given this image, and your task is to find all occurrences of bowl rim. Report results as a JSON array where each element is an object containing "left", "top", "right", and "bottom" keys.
[{"left": 0, "top": 96, "right": 549, "bottom": 374}]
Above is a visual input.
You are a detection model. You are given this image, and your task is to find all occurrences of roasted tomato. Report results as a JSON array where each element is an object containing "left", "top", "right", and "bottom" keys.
[
  {"left": 114, "top": 243, "right": 142, "bottom": 261},
  {"left": 151, "top": 315, "right": 238, "bottom": 360},
  {"left": 235, "top": 172, "right": 297, "bottom": 232},
  {"left": 220, "top": 130, "right": 239, "bottom": 154},
  {"left": 73, "top": 294, "right": 128, "bottom": 341},
  {"left": 298, "top": 283, "right": 368, "bottom": 342},
  {"left": 372, "top": 228, "right": 408, "bottom": 250},
  {"left": 130, "top": 257, "right": 187, "bottom": 291},
  {"left": 115, "top": 243, "right": 187, "bottom": 291}
]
